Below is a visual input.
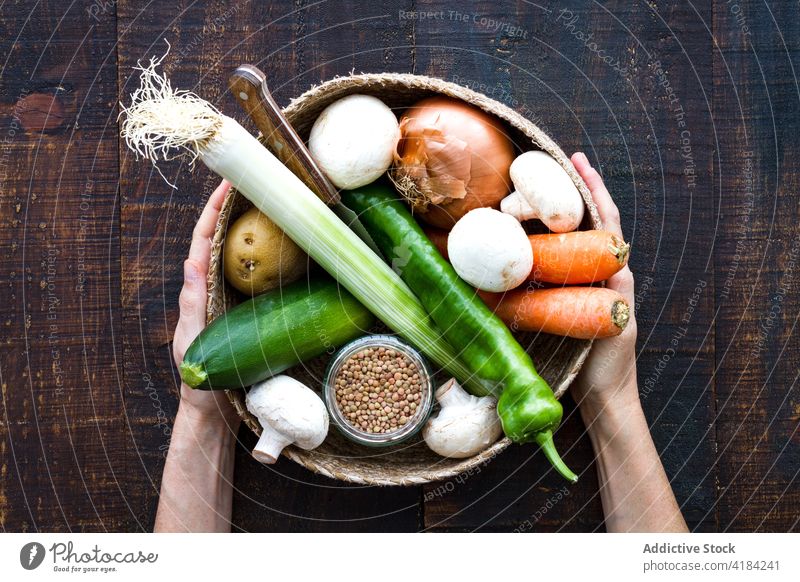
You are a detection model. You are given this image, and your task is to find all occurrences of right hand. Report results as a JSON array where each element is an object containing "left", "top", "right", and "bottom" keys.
[{"left": 569, "top": 152, "right": 639, "bottom": 413}]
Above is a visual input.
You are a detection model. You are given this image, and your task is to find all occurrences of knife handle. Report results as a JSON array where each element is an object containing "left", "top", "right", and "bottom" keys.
[{"left": 228, "top": 65, "right": 340, "bottom": 205}]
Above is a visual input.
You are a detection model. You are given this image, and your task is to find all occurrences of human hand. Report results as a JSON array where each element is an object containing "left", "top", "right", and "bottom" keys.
[
  {"left": 569, "top": 152, "right": 639, "bottom": 415},
  {"left": 172, "top": 179, "right": 241, "bottom": 430}
]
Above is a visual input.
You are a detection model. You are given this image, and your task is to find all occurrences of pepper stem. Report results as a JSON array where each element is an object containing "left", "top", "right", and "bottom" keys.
[{"left": 535, "top": 430, "right": 578, "bottom": 483}]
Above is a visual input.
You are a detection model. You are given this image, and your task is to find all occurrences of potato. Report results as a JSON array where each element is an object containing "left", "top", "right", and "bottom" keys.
[{"left": 223, "top": 207, "right": 308, "bottom": 295}]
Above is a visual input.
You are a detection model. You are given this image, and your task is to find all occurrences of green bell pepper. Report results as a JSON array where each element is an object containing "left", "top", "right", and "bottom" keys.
[{"left": 342, "top": 183, "right": 577, "bottom": 483}]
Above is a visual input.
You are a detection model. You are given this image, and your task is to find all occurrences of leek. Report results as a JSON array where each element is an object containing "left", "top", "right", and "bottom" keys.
[{"left": 120, "top": 49, "right": 488, "bottom": 394}]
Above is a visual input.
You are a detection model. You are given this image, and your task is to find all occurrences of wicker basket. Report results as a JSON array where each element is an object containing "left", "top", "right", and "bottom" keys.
[{"left": 208, "top": 73, "right": 601, "bottom": 486}]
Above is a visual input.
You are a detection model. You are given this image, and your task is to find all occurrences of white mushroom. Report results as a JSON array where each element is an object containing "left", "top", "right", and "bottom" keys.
[
  {"left": 447, "top": 207, "right": 533, "bottom": 292},
  {"left": 499, "top": 190, "right": 537, "bottom": 220},
  {"left": 245, "top": 375, "right": 329, "bottom": 464},
  {"left": 308, "top": 94, "right": 400, "bottom": 189},
  {"left": 501, "top": 150, "right": 585, "bottom": 233},
  {"left": 423, "top": 379, "right": 502, "bottom": 458}
]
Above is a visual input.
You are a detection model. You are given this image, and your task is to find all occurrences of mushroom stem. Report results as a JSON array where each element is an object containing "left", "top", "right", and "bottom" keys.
[
  {"left": 252, "top": 422, "right": 292, "bottom": 464},
  {"left": 500, "top": 190, "right": 538, "bottom": 221},
  {"left": 435, "top": 378, "right": 469, "bottom": 408},
  {"left": 505, "top": 151, "right": 585, "bottom": 233}
]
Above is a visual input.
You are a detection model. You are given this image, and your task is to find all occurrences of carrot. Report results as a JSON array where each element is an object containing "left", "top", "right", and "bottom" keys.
[
  {"left": 479, "top": 287, "right": 630, "bottom": 339},
  {"left": 528, "top": 230, "right": 629, "bottom": 284},
  {"left": 426, "top": 228, "right": 629, "bottom": 284}
]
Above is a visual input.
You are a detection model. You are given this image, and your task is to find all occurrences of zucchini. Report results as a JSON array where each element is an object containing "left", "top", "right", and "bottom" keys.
[{"left": 180, "top": 278, "right": 374, "bottom": 389}]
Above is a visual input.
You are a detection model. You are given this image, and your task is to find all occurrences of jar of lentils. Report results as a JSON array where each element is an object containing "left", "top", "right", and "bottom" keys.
[{"left": 324, "top": 335, "right": 434, "bottom": 446}]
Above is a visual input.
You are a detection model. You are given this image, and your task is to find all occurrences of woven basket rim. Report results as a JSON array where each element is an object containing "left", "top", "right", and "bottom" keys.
[{"left": 209, "top": 72, "right": 601, "bottom": 486}]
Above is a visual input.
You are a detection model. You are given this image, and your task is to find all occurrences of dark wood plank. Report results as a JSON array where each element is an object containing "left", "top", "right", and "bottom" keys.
[
  {"left": 413, "top": 0, "right": 717, "bottom": 531},
  {"left": 0, "top": 1, "right": 125, "bottom": 531},
  {"left": 712, "top": 0, "right": 800, "bottom": 532},
  {"left": 116, "top": 0, "right": 422, "bottom": 532}
]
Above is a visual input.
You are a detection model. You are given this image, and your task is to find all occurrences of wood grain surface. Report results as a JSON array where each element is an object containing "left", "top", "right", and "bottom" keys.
[{"left": 0, "top": 0, "right": 797, "bottom": 532}]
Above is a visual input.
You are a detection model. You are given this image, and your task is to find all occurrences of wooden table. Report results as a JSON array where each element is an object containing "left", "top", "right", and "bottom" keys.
[{"left": 1, "top": 1, "right": 797, "bottom": 532}]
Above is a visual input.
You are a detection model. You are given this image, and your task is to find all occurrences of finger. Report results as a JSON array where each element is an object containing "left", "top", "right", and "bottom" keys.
[
  {"left": 177, "top": 258, "right": 208, "bottom": 345},
  {"left": 200, "top": 179, "right": 231, "bottom": 234},
  {"left": 571, "top": 152, "right": 623, "bottom": 239},
  {"left": 188, "top": 179, "right": 231, "bottom": 267},
  {"left": 606, "top": 265, "right": 635, "bottom": 305}
]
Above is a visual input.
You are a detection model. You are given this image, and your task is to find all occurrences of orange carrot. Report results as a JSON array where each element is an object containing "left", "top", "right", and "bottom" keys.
[
  {"left": 528, "top": 230, "right": 629, "bottom": 284},
  {"left": 424, "top": 228, "right": 629, "bottom": 284},
  {"left": 479, "top": 287, "right": 630, "bottom": 339}
]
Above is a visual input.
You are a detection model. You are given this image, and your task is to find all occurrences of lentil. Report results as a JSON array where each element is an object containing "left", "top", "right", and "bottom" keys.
[{"left": 334, "top": 346, "right": 424, "bottom": 434}]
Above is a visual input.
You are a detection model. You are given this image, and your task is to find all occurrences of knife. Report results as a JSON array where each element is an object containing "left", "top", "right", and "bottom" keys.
[{"left": 228, "top": 65, "right": 382, "bottom": 256}]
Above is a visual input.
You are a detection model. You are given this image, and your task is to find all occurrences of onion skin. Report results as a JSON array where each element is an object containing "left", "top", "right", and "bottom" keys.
[{"left": 391, "top": 97, "right": 515, "bottom": 229}]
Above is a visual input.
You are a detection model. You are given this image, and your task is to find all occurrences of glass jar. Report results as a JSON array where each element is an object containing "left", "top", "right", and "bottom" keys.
[{"left": 324, "top": 335, "right": 434, "bottom": 447}]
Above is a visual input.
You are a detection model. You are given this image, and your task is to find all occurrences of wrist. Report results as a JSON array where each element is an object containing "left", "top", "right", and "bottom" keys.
[
  {"left": 178, "top": 384, "right": 242, "bottom": 430},
  {"left": 158, "top": 395, "right": 239, "bottom": 533},
  {"left": 580, "top": 391, "right": 648, "bottom": 471},
  {"left": 175, "top": 399, "right": 240, "bottom": 443},
  {"left": 578, "top": 379, "right": 642, "bottom": 429}
]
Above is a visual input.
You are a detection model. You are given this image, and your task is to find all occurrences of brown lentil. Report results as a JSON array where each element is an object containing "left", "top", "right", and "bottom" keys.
[{"left": 334, "top": 346, "right": 424, "bottom": 434}]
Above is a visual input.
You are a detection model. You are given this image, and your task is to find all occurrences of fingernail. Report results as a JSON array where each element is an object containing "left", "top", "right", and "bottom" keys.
[{"left": 577, "top": 152, "right": 589, "bottom": 164}]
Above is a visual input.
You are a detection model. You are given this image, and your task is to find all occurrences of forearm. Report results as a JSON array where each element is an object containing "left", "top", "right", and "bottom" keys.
[
  {"left": 581, "top": 385, "right": 688, "bottom": 533},
  {"left": 154, "top": 400, "right": 239, "bottom": 532}
]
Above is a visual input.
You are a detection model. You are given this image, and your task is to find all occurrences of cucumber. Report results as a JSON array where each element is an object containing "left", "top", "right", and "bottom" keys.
[{"left": 180, "top": 278, "right": 374, "bottom": 389}]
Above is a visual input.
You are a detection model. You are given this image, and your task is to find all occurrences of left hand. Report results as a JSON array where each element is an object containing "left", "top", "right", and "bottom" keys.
[{"left": 172, "top": 179, "right": 241, "bottom": 429}]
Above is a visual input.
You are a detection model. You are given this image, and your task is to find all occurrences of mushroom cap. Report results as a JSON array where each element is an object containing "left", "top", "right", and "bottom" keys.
[
  {"left": 448, "top": 207, "right": 533, "bottom": 292},
  {"left": 246, "top": 376, "right": 329, "bottom": 450},
  {"left": 423, "top": 391, "right": 501, "bottom": 459},
  {"left": 309, "top": 94, "right": 400, "bottom": 190},
  {"left": 509, "top": 151, "right": 584, "bottom": 233}
]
